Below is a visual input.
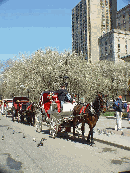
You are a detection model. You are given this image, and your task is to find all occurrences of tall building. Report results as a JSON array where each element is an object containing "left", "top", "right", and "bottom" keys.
[
  {"left": 98, "top": 29, "right": 130, "bottom": 62},
  {"left": 116, "top": 4, "right": 130, "bottom": 32},
  {"left": 72, "top": 0, "right": 117, "bottom": 63}
]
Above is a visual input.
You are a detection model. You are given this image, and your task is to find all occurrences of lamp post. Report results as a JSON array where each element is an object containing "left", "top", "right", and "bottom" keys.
[
  {"left": 63, "top": 76, "right": 69, "bottom": 90},
  {"left": 27, "top": 89, "right": 30, "bottom": 98},
  {"left": 11, "top": 93, "right": 14, "bottom": 99},
  {"left": 0, "top": 94, "right": 2, "bottom": 100},
  {"left": 20, "top": 85, "right": 25, "bottom": 96}
]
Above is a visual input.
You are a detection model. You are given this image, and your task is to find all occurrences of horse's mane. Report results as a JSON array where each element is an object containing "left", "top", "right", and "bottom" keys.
[{"left": 92, "top": 94, "right": 103, "bottom": 115}]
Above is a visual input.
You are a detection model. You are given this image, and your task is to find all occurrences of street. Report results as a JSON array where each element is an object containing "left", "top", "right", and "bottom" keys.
[{"left": 0, "top": 114, "right": 130, "bottom": 173}]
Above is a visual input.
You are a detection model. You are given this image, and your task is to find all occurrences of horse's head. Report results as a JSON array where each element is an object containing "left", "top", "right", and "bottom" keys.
[{"left": 92, "top": 94, "right": 104, "bottom": 114}]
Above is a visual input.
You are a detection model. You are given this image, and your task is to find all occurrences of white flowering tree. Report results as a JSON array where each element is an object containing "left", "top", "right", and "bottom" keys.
[{"left": 0, "top": 48, "right": 130, "bottom": 103}]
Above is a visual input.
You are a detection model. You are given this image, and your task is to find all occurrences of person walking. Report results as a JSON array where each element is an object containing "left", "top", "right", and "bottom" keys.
[
  {"left": 113, "top": 95, "right": 123, "bottom": 131},
  {"left": 127, "top": 102, "right": 130, "bottom": 124}
]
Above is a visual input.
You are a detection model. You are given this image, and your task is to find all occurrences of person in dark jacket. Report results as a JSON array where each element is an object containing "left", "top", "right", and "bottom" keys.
[
  {"left": 113, "top": 96, "right": 123, "bottom": 131},
  {"left": 56, "top": 84, "right": 72, "bottom": 109}
]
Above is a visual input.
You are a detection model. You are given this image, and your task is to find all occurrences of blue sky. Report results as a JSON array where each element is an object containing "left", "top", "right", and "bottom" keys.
[{"left": 0, "top": 0, "right": 129, "bottom": 61}]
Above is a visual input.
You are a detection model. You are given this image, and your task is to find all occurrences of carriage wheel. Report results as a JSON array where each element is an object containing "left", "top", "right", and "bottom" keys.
[
  {"left": 26, "top": 112, "right": 31, "bottom": 125},
  {"left": 17, "top": 113, "right": 20, "bottom": 123},
  {"left": 21, "top": 114, "right": 24, "bottom": 122},
  {"left": 12, "top": 108, "right": 15, "bottom": 122},
  {"left": 12, "top": 114, "right": 14, "bottom": 122},
  {"left": 35, "top": 110, "right": 42, "bottom": 132},
  {"left": 49, "top": 118, "right": 58, "bottom": 138},
  {"left": 5, "top": 110, "right": 8, "bottom": 118}
]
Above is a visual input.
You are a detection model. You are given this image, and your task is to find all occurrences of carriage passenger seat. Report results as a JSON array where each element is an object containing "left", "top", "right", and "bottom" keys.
[{"left": 52, "top": 94, "right": 61, "bottom": 113}]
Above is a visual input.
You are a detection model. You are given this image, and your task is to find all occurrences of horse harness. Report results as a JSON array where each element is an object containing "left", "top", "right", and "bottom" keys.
[{"left": 79, "top": 103, "right": 90, "bottom": 115}]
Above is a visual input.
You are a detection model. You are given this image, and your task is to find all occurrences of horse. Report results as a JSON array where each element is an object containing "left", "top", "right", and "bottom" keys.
[
  {"left": 72, "top": 93, "right": 104, "bottom": 144},
  {"left": 25, "top": 102, "right": 36, "bottom": 126}
]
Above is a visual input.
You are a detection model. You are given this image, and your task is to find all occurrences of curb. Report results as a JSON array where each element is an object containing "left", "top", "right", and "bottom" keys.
[
  {"left": 94, "top": 137, "right": 130, "bottom": 151},
  {"left": 105, "top": 116, "right": 128, "bottom": 120}
]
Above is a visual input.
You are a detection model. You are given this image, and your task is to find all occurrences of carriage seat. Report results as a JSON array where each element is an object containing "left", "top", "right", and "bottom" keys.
[
  {"left": 62, "top": 102, "right": 75, "bottom": 112},
  {"left": 52, "top": 94, "right": 74, "bottom": 113},
  {"left": 52, "top": 94, "right": 61, "bottom": 113}
]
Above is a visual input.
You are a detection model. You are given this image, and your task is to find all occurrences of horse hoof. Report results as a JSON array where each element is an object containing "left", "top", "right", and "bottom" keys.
[
  {"left": 71, "top": 136, "right": 75, "bottom": 140},
  {"left": 82, "top": 137, "right": 85, "bottom": 140},
  {"left": 86, "top": 140, "right": 90, "bottom": 144}
]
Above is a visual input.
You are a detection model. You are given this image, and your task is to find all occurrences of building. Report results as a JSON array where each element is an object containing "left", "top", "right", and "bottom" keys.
[
  {"left": 72, "top": 0, "right": 117, "bottom": 63},
  {"left": 116, "top": 4, "right": 130, "bottom": 32},
  {"left": 98, "top": 29, "right": 130, "bottom": 62},
  {"left": 121, "top": 54, "right": 130, "bottom": 62}
]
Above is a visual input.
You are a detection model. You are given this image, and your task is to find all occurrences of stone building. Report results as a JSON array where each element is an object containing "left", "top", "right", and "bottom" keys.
[
  {"left": 72, "top": 0, "right": 117, "bottom": 63},
  {"left": 121, "top": 54, "right": 130, "bottom": 62},
  {"left": 116, "top": 4, "right": 130, "bottom": 32},
  {"left": 98, "top": 29, "right": 130, "bottom": 62}
]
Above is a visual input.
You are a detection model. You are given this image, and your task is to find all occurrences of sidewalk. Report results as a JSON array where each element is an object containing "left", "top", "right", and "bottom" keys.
[{"left": 87, "top": 116, "right": 130, "bottom": 149}]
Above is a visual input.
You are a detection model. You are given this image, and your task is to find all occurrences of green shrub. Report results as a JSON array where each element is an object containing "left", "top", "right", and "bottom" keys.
[{"left": 102, "top": 112, "right": 115, "bottom": 117}]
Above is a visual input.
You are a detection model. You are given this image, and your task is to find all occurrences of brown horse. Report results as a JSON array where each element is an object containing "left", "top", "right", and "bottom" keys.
[{"left": 73, "top": 93, "right": 104, "bottom": 144}]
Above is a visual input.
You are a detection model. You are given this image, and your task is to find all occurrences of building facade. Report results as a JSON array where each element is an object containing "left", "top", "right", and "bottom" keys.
[
  {"left": 116, "top": 4, "right": 130, "bottom": 32},
  {"left": 72, "top": 0, "right": 117, "bottom": 63},
  {"left": 121, "top": 54, "right": 130, "bottom": 62},
  {"left": 98, "top": 29, "right": 130, "bottom": 62}
]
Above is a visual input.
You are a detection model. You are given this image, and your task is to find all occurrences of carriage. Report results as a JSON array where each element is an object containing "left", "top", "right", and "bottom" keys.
[
  {"left": 11, "top": 96, "right": 35, "bottom": 124},
  {"left": 35, "top": 90, "right": 104, "bottom": 143},
  {"left": 35, "top": 91, "right": 77, "bottom": 137}
]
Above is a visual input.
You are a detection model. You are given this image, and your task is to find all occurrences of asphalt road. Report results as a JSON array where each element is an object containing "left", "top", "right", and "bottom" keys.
[{"left": 0, "top": 114, "right": 130, "bottom": 173}]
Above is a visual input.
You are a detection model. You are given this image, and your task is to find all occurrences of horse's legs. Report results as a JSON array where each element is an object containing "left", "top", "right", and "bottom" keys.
[
  {"left": 81, "top": 121, "right": 85, "bottom": 139},
  {"left": 90, "top": 128, "right": 94, "bottom": 144},
  {"left": 87, "top": 130, "right": 91, "bottom": 143},
  {"left": 73, "top": 118, "right": 76, "bottom": 139}
]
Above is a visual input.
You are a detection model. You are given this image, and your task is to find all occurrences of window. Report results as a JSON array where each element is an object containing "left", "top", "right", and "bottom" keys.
[
  {"left": 125, "top": 45, "right": 127, "bottom": 53},
  {"left": 118, "top": 43, "right": 120, "bottom": 53}
]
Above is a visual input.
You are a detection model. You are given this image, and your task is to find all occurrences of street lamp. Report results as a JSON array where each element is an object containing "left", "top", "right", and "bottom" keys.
[
  {"left": 27, "top": 89, "right": 30, "bottom": 98},
  {"left": 20, "top": 85, "right": 25, "bottom": 96},
  {"left": 63, "top": 76, "right": 69, "bottom": 90},
  {"left": 11, "top": 93, "right": 14, "bottom": 99},
  {"left": 0, "top": 94, "right": 2, "bottom": 100}
]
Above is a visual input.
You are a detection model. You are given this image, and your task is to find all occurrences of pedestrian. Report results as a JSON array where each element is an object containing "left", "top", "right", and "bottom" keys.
[
  {"left": 113, "top": 95, "right": 123, "bottom": 131},
  {"left": 123, "top": 101, "right": 127, "bottom": 113},
  {"left": 127, "top": 102, "right": 130, "bottom": 124}
]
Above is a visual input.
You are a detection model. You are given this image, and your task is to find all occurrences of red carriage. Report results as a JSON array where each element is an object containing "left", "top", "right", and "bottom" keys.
[
  {"left": 35, "top": 91, "right": 77, "bottom": 136},
  {"left": 35, "top": 90, "right": 104, "bottom": 144},
  {"left": 11, "top": 96, "right": 35, "bottom": 125}
]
